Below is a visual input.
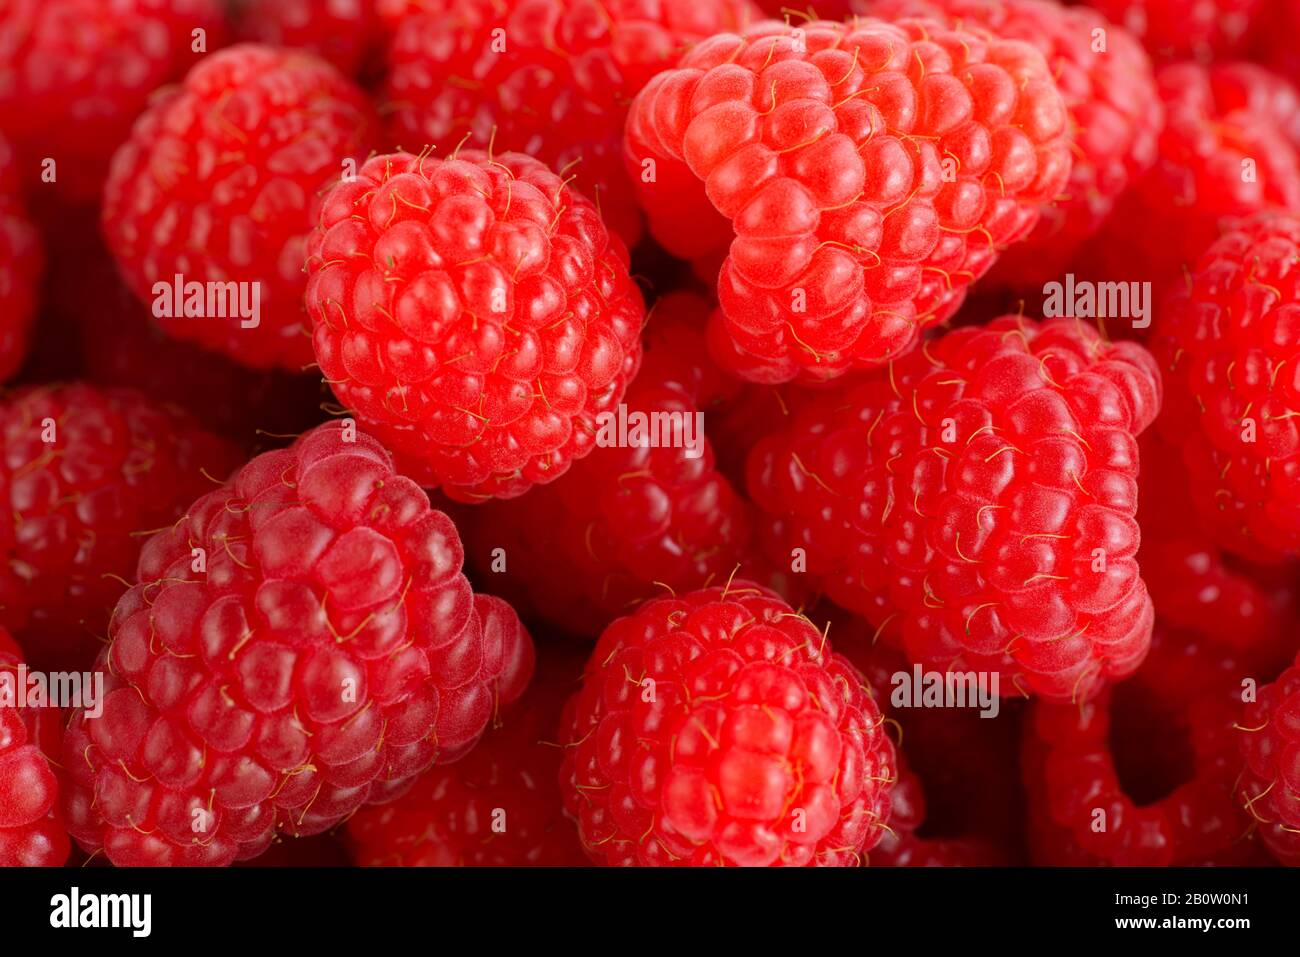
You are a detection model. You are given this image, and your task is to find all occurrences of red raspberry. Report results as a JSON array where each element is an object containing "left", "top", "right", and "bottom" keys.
[
  {"left": 233, "top": 0, "right": 382, "bottom": 77},
  {"left": 1084, "top": 62, "right": 1300, "bottom": 298},
  {"left": 382, "top": 0, "right": 760, "bottom": 247},
  {"left": 1083, "top": 0, "right": 1265, "bottom": 63},
  {"left": 102, "top": 44, "right": 380, "bottom": 371},
  {"left": 460, "top": 293, "right": 754, "bottom": 635},
  {"left": 559, "top": 583, "right": 896, "bottom": 866},
  {"left": 304, "top": 150, "right": 646, "bottom": 501},
  {"left": 61, "top": 421, "right": 535, "bottom": 866},
  {"left": 747, "top": 316, "right": 1162, "bottom": 701},
  {"left": 348, "top": 644, "right": 587, "bottom": 866},
  {"left": 1151, "top": 212, "right": 1300, "bottom": 563},
  {"left": 1237, "top": 656, "right": 1300, "bottom": 866},
  {"left": 0, "top": 627, "right": 70, "bottom": 867},
  {"left": 0, "top": 383, "right": 239, "bottom": 671},
  {"left": 869, "top": 0, "right": 1161, "bottom": 287},
  {"left": 1023, "top": 627, "right": 1262, "bottom": 866},
  {"left": 625, "top": 17, "right": 1073, "bottom": 383},
  {"left": 0, "top": 132, "right": 39, "bottom": 382},
  {"left": 0, "top": 0, "right": 226, "bottom": 204}
]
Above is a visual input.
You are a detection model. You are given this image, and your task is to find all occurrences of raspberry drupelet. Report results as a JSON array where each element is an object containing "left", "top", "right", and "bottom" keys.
[
  {"left": 624, "top": 16, "right": 1073, "bottom": 383},
  {"left": 61, "top": 421, "right": 535, "bottom": 866},
  {"left": 102, "top": 44, "right": 380, "bottom": 371},
  {"left": 1236, "top": 656, "right": 1300, "bottom": 866},
  {"left": 559, "top": 583, "right": 896, "bottom": 866},
  {"left": 0, "top": 627, "right": 70, "bottom": 867},
  {"left": 304, "top": 150, "right": 645, "bottom": 502},
  {"left": 382, "top": 0, "right": 761, "bottom": 246},
  {"left": 1152, "top": 211, "right": 1300, "bottom": 562},
  {"left": 747, "top": 316, "right": 1162, "bottom": 701},
  {"left": 1083, "top": 0, "right": 1266, "bottom": 64},
  {"left": 0, "top": 132, "right": 40, "bottom": 382},
  {"left": 0, "top": 384, "right": 240, "bottom": 672}
]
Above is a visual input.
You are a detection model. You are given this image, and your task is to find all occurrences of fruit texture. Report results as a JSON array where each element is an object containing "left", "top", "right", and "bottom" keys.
[
  {"left": 304, "top": 150, "right": 645, "bottom": 501},
  {"left": 625, "top": 17, "right": 1073, "bottom": 382},
  {"left": 1151, "top": 212, "right": 1300, "bottom": 563},
  {"left": 233, "top": 0, "right": 382, "bottom": 77},
  {"left": 747, "top": 316, "right": 1162, "bottom": 701},
  {"left": 1236, "top": 656, "right": 1300, "bottom": 866},
  {"left": 382, "top": 0, "right": 761, "bottom": 246},
  {"left": 0, "top": 383, "right": 239, "bottom": 671},
  {"left": 0, "top": 132, "right": 39, "bottom": 382},
  {"left": 869, "top": 0, "right": 1162, "bottom": 286},
  {"left": 61, "top": 421, "right": 535, "bottom": 866},
  {"left": 0, "top": 627, "right": 70, "bottom": 867},
  {"left": 1083, "top": 0, "right": 1265, "bottom": 64},
  {"left": 559, "top": 583, "right": 896, "bottom": 866},
  {"left": 0, "top": 0, "right": 226, "bottom": 204},
  {"left": 102, "top": 44, "right": 380, "bottom": 370}
]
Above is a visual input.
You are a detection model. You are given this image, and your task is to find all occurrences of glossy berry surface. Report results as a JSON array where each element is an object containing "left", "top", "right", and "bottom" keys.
[
  {"left": 304, "top": 150, "right": 645, "bottom": 501},
  {"left": 0, "top": 383, "right": 238, "bottom": 671},
  {"left": 1237, "top": 657, "right": 1300, "bottom": 865},
  {"left": 382, "top": 0, "right": 760, "bottom": 246},
  {"left": 102, "top": 44, "right": 380, "bottom": 370},
  {"left": 0, "top": 132, "right": 39, "bottom": 382},
  {"left": 0, "top": 628, "right": 70, "bottom": 867},
  {"left": 559, "top": 584, "right": 896, "bottom": 866},
  {"left": 234, "top": 0, "right": 382, "bottom": 77},
  {"left": 625, "top": 17, "right": 1073, "bottom": 382},
  {"left": 1152, "top": 212, "right": 1300, "bottom": 562},
  {"left": 61, "top": 421, "right": 535, "bottom": 866},
  {"left": 1083, "top": 0, "right": 1265, "bottom": 63},
  {"left": 748, "top": 317, "right": 1162, "bottom": 701}
]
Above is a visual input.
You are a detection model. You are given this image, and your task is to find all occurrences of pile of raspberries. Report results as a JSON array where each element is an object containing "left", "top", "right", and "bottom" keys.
[{"left": 3, "top": 0, "right": 1300, "bottom": 870}]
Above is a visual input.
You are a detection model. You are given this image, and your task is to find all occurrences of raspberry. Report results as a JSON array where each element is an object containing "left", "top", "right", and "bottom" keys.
[
  {"left": 0, "top": 627, "right": 70, "bottom": 867},
  {"left": 233, "top": 0, "right": 382, "bottom": 77},
  {"left": 1151, "top": 212, "right": 1300, "bottom": 562},
  {"left": 559, "top": 583, "right": 896, "bottom": 866},
  {"left": 873, "top": 765, "right": 1008, "bottom": 866},
  {"left": 304, "top": 150, "right": 645, "bottom": 501},
  {"left": 0, "top": 0, "right": 225, "bottom": 205},
  {"left": 869, "top": 0, "right": 1161, "bottom": 287},
  {"left": 461, "top": 293, "right": 754, "bottom": 635},
  {"left": 348, "top": 644, "right": 587, "bottom": 866},
  {"left": 1236, "top": 656, "right": 1300, "bottom": 866},
  {"left": 102, "top": 44, "right": 380, "bottom": 371},
  {"left": 0, "top": 132, "right": 39, "bottom": 382},
  {"left": 1023, "top": 627, "right": 1262, "bottom": 866},
  {"left": 61, "top": 421, "right": 535, "bottom": 866},
  {"left": 747, "top": 316, "right": 1162, "bottom": 701},
  {"left": 382, "top": 0, "right": 760, "bottom": 247},
  {"left": 1083, "top": 0, "right": 1265, "bottom": 63},
  {"left": 1083, "top": 62, "right": 1300, "bottom": 298},
  {"left": 625, "top": 17, "right": 1073, "bottom": 383},
  {"left": 0, "top": 383, "right": 239, "bottom": 671}
]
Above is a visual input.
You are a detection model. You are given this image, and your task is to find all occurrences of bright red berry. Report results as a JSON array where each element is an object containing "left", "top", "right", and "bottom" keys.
[
  {"left": 0, "top": 0, "right": 226, "bottom": 205},
  {"left": 304, "top": 150, "right": 646, "bottom": 501},
  {"left": 61, "top": 421, "right": 535, "bottom": 866},
  {"left": 1236, "top": 655, "right": 1300, "bottom": 866},
  {"left": 625, "top": 17, "right": 1073, "bottom": 383},
  {"left": 559, "top": 584, "right": 896, "bottom": 866},
  {"left": 1083, "top": 0, "right": 1265, "bottom": 63},
  {"left": 0, "top": 132, "right": 39, "bottom": 382},
  {"left": 382, "top": 0, "right": 760, "bottom": 247},
  {"left": 0, "top": 627, "right": 70, "bottom": 867},
  {"left": 233, "top": 0, "right": 382, "bottom": 77},
  {"left": 747, "top": 316, "right": 1162, "bottom": 701},
  {"left": 102, "top": 43, "right": 380, "bottom": 371},
  {"left": 0, "top": 383, "right": 239, "bottom": 672}
]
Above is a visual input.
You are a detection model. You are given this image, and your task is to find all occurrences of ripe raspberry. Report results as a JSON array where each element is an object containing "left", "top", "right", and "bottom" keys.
[
  {"left": 559, "top": 584, "right": 896, "bottom": 866},
  {"left": 62, "top": 421, "right": 535, "bottom": 866},
  {"left": 460, "top": 293, "right": 753, "bottom": 635},
  {"left": 0, "top": 383, "right": 239, "bottom": 671},
  {"left": 102, "top": 44, "right": 380, "bottom": 370},
  {"left": 382, "top": 0, "right": 760, "bottom": 247},
  {"left": 1083, "top": 0, "right": 1265, "bottom": 63},
  {"left": 348, "top": 644, "right": 586, "bottom": 866},
  {"left": 1151, "top": 212, "right": 1300, "bottom": 562},
  {"left": 0, "top": 627, "right": 70, "bottom": 867},
  {"left": 1023, "top": 627, "right": 1261, "bottom": 866},
  {"left": 625, "top": 17, "right": 1073, "bottom": 383},
  {"left": 0, "top": 0, "right": 226, "bottom": 204},
  {"left": 233, "top": 0, "right": 382, "bottom": 77},
  {"left": 1237, "top": 656, "right": 1300, "bottom": 866},
  {"left": 304, "top": 150, "right": 645, "bottom": 501},
  {"left": 869, "top": 0, "right": 1161, "bottom": 287},
  {"left": 0, "top": 132, "right": 39, "bottom": 382},
  {"left": 1083, "top": 62, "right": 1300, "bottom": 297},
  {"left": 747, "top": 316, "right": 1162, "bottom": 701}
]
